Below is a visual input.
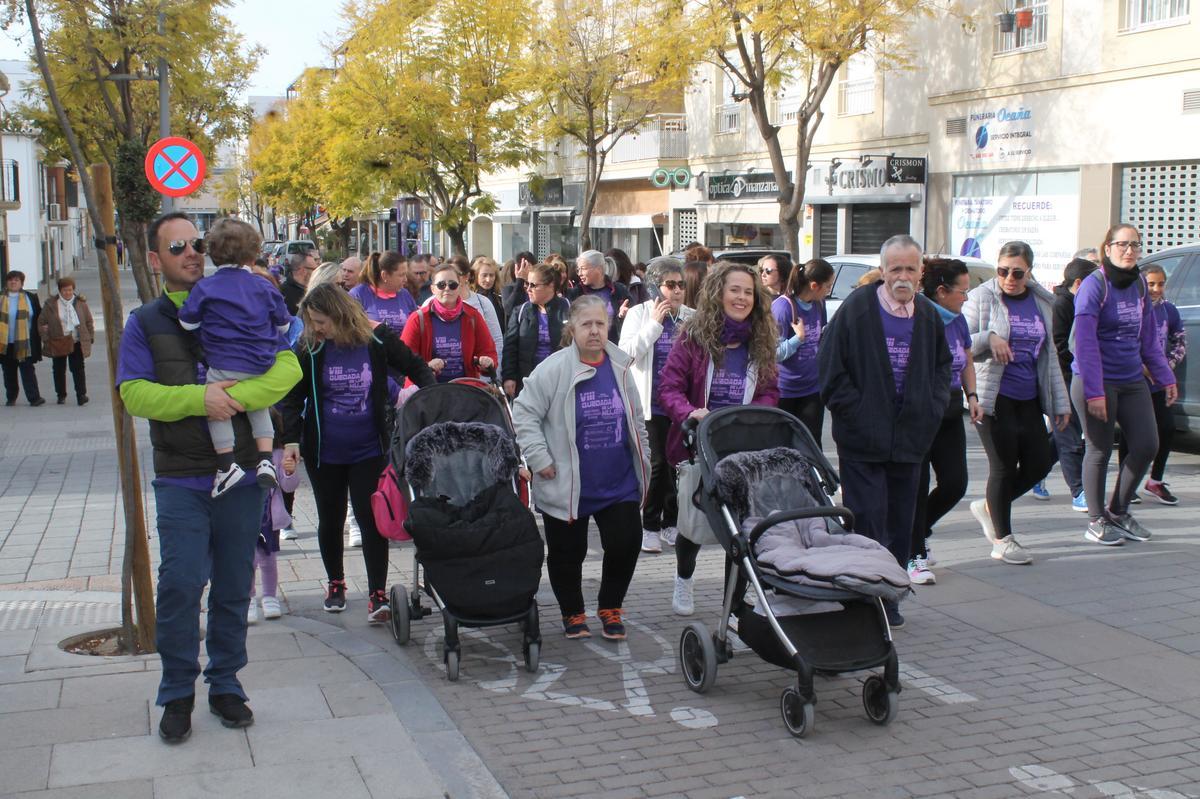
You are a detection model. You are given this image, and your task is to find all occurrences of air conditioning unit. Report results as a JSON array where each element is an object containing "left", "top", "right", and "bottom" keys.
[{"left": 48, "top": 202, "right": 62, "bottom": 221}]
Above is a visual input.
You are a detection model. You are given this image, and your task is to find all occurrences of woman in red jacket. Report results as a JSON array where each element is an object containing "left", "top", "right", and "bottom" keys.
[{"left": 400, "top": 264, "right": 498, "bottom": 384}]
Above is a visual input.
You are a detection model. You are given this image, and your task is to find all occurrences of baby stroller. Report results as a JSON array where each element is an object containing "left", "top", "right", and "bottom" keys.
[
  {"left": 678, "top": 406, "right": 907, "bottom": 738},
  {"left": 386, "top": 379, "right": 544, "bottom": 682}
]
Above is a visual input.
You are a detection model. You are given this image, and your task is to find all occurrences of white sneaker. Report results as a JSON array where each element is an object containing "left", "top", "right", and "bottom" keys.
[
  {"left": 991, "top": 535, "right": 1032, "bottom": 565},
  {"left": 255, "top": 458, "right": 278, "bottom": 489},
  {"left": 672, "top": 575, "right": 694, "bottom": 616},
  {"left": 279, "top": 525, "right": 298, "bottom": 541},
  {"left": 212, "top": 462, "right": 246, "bottom": 498},
  {"left": 659, "top": 527, "right": 678, "bottom": 547},
  {"left": 970, "top": 499, "right": 996, "bottom": 544},
  {"left": 641, "top": 529, "right": 662, "bottom": 553},
  {"left": 260, "top": 596, "right": 282, "bottom": 619},
  {"left": 246, "top": 598, "right": 260, "bottom": 624},
  {"left": 907, "top": 556, "right": 935, "bottom": 585},
  {"left": 347, "top": 511, "right": 363, "bottom": 548}
]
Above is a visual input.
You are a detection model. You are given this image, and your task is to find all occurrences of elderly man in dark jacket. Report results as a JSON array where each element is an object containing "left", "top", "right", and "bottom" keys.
[
  {"left": 1051, "top": 257, "right": 1099, "bottom": 510},
  {"left": 819, "top": 235, "right": 951, "bottom": 628}
]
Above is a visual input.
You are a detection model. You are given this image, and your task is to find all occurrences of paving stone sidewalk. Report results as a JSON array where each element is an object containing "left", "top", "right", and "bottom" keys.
[{"left": 3, "top": 263, "right": 1200, "bottom": 798}]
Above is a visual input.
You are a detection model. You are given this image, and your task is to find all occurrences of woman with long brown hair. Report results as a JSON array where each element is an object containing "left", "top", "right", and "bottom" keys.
[
  {"left": 658, "top": 261, "right": 779, "bottom": 615},
  {"left": 349, "top": 251, "right": 416, "bottom": 333}
]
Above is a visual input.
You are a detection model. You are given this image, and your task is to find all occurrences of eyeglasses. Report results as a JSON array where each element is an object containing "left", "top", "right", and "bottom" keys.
[
  {"left": 167, "top": 238, "right": 205, "bottom": 256},
  {"left": 1110, "top": 241, "right": 1143, "bottom": 252},
  {"left": 997, "top": 267, "right": 1027, "bottom": 280},
  {"left": 940, "top": 284, "right": 968, "bottom": 296},
  {"left": 434, "top": 280, "right": 460, "bottom": 290},
  {"left": 660, "top": 280, "right": 684, "bottom": 290},
  {"left": 759, "top": 268, "right": 776, "bottom": 276},
  {"left": 526, "top": 281, "right": 551, "bottom": 290}
]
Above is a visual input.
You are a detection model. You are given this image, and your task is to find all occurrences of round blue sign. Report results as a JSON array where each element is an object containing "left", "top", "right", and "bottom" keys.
[
  {"left": 974, "top": 125, "right": 989, "bottom": 150},
  {"left": 960, "top": 238, "right": 982, "bottom": 258}
]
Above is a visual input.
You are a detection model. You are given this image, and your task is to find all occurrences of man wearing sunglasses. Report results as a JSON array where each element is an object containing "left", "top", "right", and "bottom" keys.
[
  {"left": 281, "top": 250, "right": 319, "bottom": 316},
  {"left": 116, "top": 212, "right": 302, "bottom": 743}
]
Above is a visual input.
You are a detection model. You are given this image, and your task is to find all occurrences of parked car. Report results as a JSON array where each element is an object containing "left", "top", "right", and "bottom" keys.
[
  {"left": 261, "top": 240, "right": 283, "bottom": 261},
  {"left": 1136, "top": 241, "right": 1200, "bottom": 432},
  {"left": 824, "top": 253, "right": 995, "bottom": 317},
  {"left": 669, "top": 246, "right": 792, "bottom": 268}
]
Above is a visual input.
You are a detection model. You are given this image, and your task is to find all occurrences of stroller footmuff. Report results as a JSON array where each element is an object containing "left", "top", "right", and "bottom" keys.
[
  {"left": 678, "top": 406, "right": 907, "bottom": 738},
  {"left": 389, "top": 386, "right": 544, "bottom": 682}
]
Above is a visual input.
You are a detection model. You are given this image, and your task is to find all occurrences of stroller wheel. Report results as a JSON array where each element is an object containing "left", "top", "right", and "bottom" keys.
[
  {"left": 524, "top": 641, "right": 540, "bottom": 673},
  {"left": 389, "top": 585, "right": 411, "bottom": 645},
  {"left": 679, "top": 622, "right": 717, "bottom": 694},
  {"left": 862, "top": 675, "right": 898, "bottom": 725},
  {"left": 780, "top": 687, "right": 814, "bottom": 738},
  {"left": 446, "top": 649, "right": 460, "bottom": 682}
]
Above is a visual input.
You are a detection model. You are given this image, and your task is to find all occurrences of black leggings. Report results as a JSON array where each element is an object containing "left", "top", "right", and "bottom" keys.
[
  {"left": 911, "top": 392, "right": 968, "bottom": 558},
  {"left": 305, "top": 454, "right": 388, "bottom": 594},
  {"left": 778, "top": 393, "right": 824, "bottom": 449},
  {"left": 643, "top": 415, "right": 678, "bottom": 531},
  {"left": 1117, "top": 388, "right": 1174, "bottom": 482},
  {"left": 542, "top": 501, "right": 641, "bottom": 617},
  {"left": 975, "top": 394, "right": 1054, "bottom": 540},
  {"left": 1072, "top": 377, "right": 1157, "bottom": 519}
]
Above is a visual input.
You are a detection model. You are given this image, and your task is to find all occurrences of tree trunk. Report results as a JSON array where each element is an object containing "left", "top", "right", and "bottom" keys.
[
  {"left": 445, "top": 224, "right": 467, "bottom": 256},
  {"left": 119, "top": 219, "right": 155, "bottom": 303}
]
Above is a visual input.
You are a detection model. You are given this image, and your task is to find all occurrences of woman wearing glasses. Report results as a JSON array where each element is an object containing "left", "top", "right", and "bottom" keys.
[
  {"left": 908, "top": 258, "right": 982, "bottom": 585},
  {"left": 400, "top": 263, "right": 498, "bottom": 384},
  {"left": 963, "top": 241, "right": 1071, "bottom": 565},
  {"left": 1071, "top": 224, "right": 1177, "bottom": 546},
  {"left": 757, "top": 254, "right": 791, "bottom": 298},
  {"left": 502, "top": 263, "right": 570, "bottom": 398},
  {"left": 772, "top": 258, "right": 834, "bottom": 446},
  {"left": 618, "top": 257, "right": 694, "bottom": 554}
]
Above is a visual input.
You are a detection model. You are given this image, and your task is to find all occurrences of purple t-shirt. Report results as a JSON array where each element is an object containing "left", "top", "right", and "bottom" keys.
[
  {"left": 998, "top": 292, "right": 1044, "bottom": 401},
  {"left": 772, "top": 295, "right": 824, "bottom": 398},
  {"left": 708, "top": 344, "right": 749, "bottom": 410},
  {"left": 879, "top": 306, "right": 914, "bottom": 401},
  {"left": 1149, "top": 300, "right": 1182, "bottom": 391},
  {"left": 649, "top": 316, "right": 678, "bottom": 417},
  {"left": 349, "top": 284, "right": 417, "bottom": 334},
  {"left": 575, "top": 357, "right": 639, "bottom": 517},
  {"left": 584, "top": 285, "right": 616, "bottom": 322},
  {"left": 178, "top": 266, "right": 289, "bottom": 373},
  {"left": 432, "top": 316, "right": 465, "bottom": 383},
  {"left": 535, "top": 310, "right": 553, "bottom": 364},
  {"left": 946, "top": 314, "right": 971, "bottom": 392},
  {"left": 1071, "top": 278, "right": 1144, "bottom": 384},
  {"left": 320, "top": 344, "right": 380, "bottom": 464}
]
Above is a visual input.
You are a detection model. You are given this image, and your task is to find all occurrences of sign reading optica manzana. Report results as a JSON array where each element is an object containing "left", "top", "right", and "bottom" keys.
[{"left": 706, "top": 171, "right": 791, "bottom": 201}]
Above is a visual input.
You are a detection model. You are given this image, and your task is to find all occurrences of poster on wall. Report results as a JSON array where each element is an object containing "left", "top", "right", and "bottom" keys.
[{"left": 951, "top": 194, "right": 1079, "bottom": 287}]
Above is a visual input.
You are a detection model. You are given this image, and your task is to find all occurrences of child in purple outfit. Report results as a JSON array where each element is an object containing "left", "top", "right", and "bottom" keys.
[{"left": 178, "top": 219, "right": 291, "bottom": 497}]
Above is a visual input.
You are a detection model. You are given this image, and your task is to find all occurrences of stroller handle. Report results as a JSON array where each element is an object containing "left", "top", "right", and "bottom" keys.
[{"left": 746, "top": 506, "right": 856, "bottom": 550}]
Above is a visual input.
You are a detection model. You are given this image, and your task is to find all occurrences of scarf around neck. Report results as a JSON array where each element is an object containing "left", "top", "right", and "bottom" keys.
[
  {"left": 0, "top": 291, "right": 31, "bottom": 360},
  {"left": 432, "top": 297, "right": 464, "bottom": 322},
  {"left": 372, "top": 285, "right": 397, "bottom": 300},
  {"left": 720, "top": 314, "right": 753, "bottom": 345},
  {"left": 1103, "top": 261, "right": 1139, "bottom": 290},
  {"left": 934, "top": 302, "right": 959, "bottom": 326},
  {"left": 58, "top": 295, "right": 81, "bottom": 337}
]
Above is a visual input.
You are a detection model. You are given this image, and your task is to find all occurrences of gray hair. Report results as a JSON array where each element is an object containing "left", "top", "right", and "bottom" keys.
[
  {"left": 880, "top": 234, "right": 923, "bottom": 267},
  {"left": 561, "top": 294, "right": 610, "bottom": 346},
  {"left": 1073, "top": 247, "right": 1099, "bottom": 259},
  {"left": 645, "top": 256, "right": 684, "bottom": 289},
  {"left": 288, "top": 250, "right": 314, "bottom": 271},
  {"left": 576, "top": 249, "right": 606, "bottom": 273},
  {"left": 305, "top": 262, "right": 342, "bottom": 296}
]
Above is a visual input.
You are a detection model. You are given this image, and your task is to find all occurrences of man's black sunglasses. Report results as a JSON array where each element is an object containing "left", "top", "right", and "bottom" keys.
[{"left": 167, "top": 238, "right": 205, "bottom": 256}]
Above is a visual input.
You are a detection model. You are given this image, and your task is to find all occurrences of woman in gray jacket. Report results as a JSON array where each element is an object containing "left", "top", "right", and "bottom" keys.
[
  {"left": 513, "top": 296, "right": 651, "bottom": 642},
  {"left": 963, "top": 241, "right": 1071, "bottom": 565}
]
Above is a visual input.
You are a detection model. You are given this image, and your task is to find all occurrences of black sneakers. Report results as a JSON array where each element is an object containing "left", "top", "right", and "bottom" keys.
[
  {"left": 324, "top": 579, "right": 347, "bottom": 612},
  {"left": 209, "top": 693, "right": 254, "bottom": 728},
  {"left": 159, "top": 695, "right": 194, "bottom": 743}
]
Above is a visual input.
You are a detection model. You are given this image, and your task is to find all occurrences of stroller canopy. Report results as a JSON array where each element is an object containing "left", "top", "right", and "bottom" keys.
[
  {"left": 391, "top": 382, "right": 514, "bottom": 475},
  {"left": 696, "top": 406, "right": 839, "bottom": 495},
  {"left": 406, "top": 421, "right": 521, "bottom": 506}
]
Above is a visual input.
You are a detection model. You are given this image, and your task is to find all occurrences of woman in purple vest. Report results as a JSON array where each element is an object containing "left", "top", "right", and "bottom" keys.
[
  {"left": 349, "top": 251, "right": 417, "bottom": 334},
  {"left": 772, "top": 258, "right": 834, "bottom": 447},
  {"left": 1072, "top": 224, "right": 1177, "bottom": 545},
  {"left": 658, "top": 261, "right": 779, "bottom": 616}
]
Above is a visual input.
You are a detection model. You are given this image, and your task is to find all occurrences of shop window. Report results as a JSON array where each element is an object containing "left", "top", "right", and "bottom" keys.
[
  {"left": 1120, "top": 0, "right": 1190, "bottom": 31},
  {"left": 837, "top": 54, "right": 875, "bottom": 116},
  {"left": 994, "top": 1, "right": 1048, "bottom": 54}
]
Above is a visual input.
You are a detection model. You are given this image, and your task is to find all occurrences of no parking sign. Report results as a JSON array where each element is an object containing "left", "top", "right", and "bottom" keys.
[{"left": 144, "top": 136, "right": 206, "bottom": 198}]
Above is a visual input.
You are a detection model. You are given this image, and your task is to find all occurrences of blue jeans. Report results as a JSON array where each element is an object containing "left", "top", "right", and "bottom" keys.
[{"left": 153, "top": 482, "right": 265, "bottom": 705}]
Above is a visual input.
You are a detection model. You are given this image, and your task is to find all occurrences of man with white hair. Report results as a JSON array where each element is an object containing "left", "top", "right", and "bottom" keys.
[
  {"left": 567, "top": 249, "right": 632, "bottom": 343},
  {"left": 337, "top": 256, "right": 361, "bottom": 290},
  {"left": 818, "top": 235, "right": 952, "bottom": 628}
]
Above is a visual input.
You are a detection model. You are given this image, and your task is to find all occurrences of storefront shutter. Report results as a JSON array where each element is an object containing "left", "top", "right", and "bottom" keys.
[
  {"left": 1120, "top": 161, "right": 1200, "bottom": 255},
  {"left": 816, "top": 205, "right": 838, "bottom": 257},
  {"left": 849, "top": 204, "right": 911, "bottom": 254}
]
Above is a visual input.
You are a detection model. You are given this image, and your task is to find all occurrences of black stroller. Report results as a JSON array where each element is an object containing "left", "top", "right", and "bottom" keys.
[
  {"left": 678, "top": 406, "right": 904, "bottom": 738},
  {"left": 386, "top": 380, "right": 544, "bottom": 681}
]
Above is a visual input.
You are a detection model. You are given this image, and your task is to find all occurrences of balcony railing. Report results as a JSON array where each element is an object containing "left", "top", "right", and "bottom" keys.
[
  {"left": 0, "top": 160, "right": 19, "bottom": 207},
  {"left": 609, "top": 114, "right": 688, "bottom": 163},
  {"left": 838, "top": 78, "right": 875, "bottom": 116},
  {"left": 716, "top": 103, "right": 742, "bottom": 134}
]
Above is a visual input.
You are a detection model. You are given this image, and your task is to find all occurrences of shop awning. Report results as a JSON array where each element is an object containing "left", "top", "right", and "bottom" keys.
[
  {"left": 575, "top": 214, "right": 664, "bottom": 229},
  {"left": 538, "top": 207, "right": 576, "bottom": 225}
]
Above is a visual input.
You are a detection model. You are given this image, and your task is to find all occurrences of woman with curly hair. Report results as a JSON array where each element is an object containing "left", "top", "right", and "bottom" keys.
[{"left": 658, "top": 261, "right": 779, "bottom": 615}]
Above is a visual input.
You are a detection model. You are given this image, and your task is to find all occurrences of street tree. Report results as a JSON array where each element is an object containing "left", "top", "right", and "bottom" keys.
[
  {"left": 324, "top": 0, "right": 537, "bottom": 255},
  {"left": 13, "top": 0, "right": 258, "bottom": 302},
  {"left": 530, "top": 0, "right": 696, "bottom": 251},
  {"left": 690, "top": 0, "right": 965, "bottom": 258}
]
